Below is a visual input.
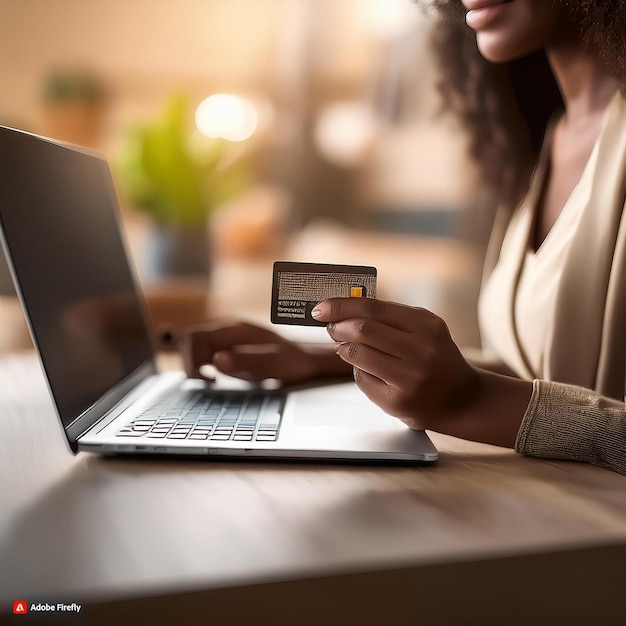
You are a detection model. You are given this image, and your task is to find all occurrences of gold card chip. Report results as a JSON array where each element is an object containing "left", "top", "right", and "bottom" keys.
[{"left": 350, "top": 286, "right": 364, "bottom": 298}]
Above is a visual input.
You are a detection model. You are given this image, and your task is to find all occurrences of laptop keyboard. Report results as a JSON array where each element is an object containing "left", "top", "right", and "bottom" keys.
[{"left": 115, "top": 390, "right": 283, "bottom": 442}]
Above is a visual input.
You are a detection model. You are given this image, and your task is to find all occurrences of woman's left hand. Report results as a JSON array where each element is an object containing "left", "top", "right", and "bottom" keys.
[{"left": 312, "top": 298, "right": 481, "bottom": 430}]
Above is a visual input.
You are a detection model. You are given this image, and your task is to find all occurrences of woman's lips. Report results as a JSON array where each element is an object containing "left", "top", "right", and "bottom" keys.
[
  {"left": 462, "top": 0, "right": 511, "bottom": 9},
  {"left": 464, "top": 0, "right": 513, "bottom": 29}
]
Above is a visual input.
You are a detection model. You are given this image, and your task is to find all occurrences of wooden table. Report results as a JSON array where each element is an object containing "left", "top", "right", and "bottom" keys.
[{"left": 1, "top": 352, "right": 626, "bottom": 625}]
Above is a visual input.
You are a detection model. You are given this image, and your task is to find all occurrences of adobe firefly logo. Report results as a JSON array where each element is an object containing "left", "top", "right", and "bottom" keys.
[{"left": 13, "top": 600, "right": 28, "bottom": 614}]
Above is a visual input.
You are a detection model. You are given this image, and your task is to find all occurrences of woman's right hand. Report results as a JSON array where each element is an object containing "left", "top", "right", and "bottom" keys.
[{"left": 181, "top": 320, "right": 351, "bottom": 384}]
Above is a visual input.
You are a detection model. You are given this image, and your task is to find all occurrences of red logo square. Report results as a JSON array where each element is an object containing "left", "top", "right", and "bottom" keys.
[{"left": 13, "top": 600, "right": 28, "bottom": 614}]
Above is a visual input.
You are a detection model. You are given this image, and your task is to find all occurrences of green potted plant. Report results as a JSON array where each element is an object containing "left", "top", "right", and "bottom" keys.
[
  {"left": 118, "top": 94, "right": 248, "bottom": 277},
  {"left": 42, "top": 70, "right": 107, "bottom": 147}
]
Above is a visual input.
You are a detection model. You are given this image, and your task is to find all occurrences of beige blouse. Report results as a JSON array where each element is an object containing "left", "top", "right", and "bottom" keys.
[
  {"left": 479, "top": 112, "right": 600, "bottom": 379},
  {"left": 477, "top": 91, "right": 626, "bottom": 475}
]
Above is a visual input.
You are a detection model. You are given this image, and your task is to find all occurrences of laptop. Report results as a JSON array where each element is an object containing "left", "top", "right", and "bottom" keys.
[{"left": 0, "top": 125, "right": 438, "bottom": 463}]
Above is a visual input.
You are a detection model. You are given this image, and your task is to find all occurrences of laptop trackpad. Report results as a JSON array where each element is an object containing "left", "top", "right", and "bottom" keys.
[{"left": 287, "top": 382, "right": 401, "bottom": 429}]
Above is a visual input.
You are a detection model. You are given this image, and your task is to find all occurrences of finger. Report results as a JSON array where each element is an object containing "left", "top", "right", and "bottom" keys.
[
  {"left": 312, "top": 298, "right": 431, "bottom": 332},
  {"left": 181, "top": 331, "right": 213, "bottom": 379},
  {"left": 351, "top": 367, "right": 400, "bottom": 416},
  {"left": 187, "top": 320, "right": 286, "bottom": 353},
  {"left": 327, "top": 318, "right": 414, "bottom": 361},
  {"left": 335, "top": 342, "right": 412, "bottom": 390},
  {"left": 213, "top": 345, "right": 289, "bottom": 381},
  {"left": 181, "top": 321, "right": 284, "bottom": 379},
  {"left": 351, "top": 368, "right": 422, "bottom": 427}
]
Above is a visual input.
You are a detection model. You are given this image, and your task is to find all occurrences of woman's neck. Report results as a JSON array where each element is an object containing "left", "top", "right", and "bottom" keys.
[
  {"left": 546, "top": 44, "right": 618, "bottom": 124},
  {"left": 531, "top": 43, "right": 619, "bottom": 252}
]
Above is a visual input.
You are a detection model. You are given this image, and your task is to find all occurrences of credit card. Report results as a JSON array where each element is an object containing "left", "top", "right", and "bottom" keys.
[{"left": 271, "top": 261, "right": 377, "bottom": 326}]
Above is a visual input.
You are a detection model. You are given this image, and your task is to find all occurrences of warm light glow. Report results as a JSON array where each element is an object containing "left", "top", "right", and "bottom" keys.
[
  {"left": 195, "top": 93, "right": 259, "bottom": 142},
  {"left": 314, "top": 101, "right": 378, "bottom": 167},
  {"left": 367, "top": 0, "right": 419, "bottom": 38}
]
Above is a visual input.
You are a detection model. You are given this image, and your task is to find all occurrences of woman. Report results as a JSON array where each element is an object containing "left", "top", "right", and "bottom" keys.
[{"left": 183, "top": 0, "right": 626, "bottom": 474}]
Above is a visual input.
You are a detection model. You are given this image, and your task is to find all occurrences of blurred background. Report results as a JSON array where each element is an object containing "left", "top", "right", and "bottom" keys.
[{"left": 0, "top": 0, "right": 490, "bottom": 352}]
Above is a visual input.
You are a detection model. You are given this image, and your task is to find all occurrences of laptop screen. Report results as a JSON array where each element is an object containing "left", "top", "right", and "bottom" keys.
[{"left": 0, "top": 127, "right": 154, "bottom": 429}]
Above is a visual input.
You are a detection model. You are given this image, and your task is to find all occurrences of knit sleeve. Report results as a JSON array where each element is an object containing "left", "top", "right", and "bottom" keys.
[{"left": 515, "top": 379, "right": 626, "bottom": 475}]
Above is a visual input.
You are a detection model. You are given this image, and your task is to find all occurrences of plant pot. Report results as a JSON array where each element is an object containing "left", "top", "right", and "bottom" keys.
[{"left": 146, "top": 224, "right": 211, "bottom": 279}]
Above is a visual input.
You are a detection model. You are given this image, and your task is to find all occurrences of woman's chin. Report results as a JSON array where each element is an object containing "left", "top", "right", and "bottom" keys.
[{"left": 475, "top": 32, "right": 536, "bottom": 63}]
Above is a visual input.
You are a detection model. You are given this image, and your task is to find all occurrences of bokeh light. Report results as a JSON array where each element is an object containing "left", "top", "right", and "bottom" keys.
[
  {"left": 195, "top": 93, "right": 259, "bottom": 142},
  {"left": 314, "top": 101, "right": 378, "bottom": 167}
]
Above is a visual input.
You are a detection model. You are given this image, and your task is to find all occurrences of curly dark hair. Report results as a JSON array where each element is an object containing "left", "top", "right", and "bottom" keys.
[
  {"left": 423, "top": 0, "right": 625, "bottom": 211},
  {"left": 581, "top": 0, "right": 626, "bottom": 83}
]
